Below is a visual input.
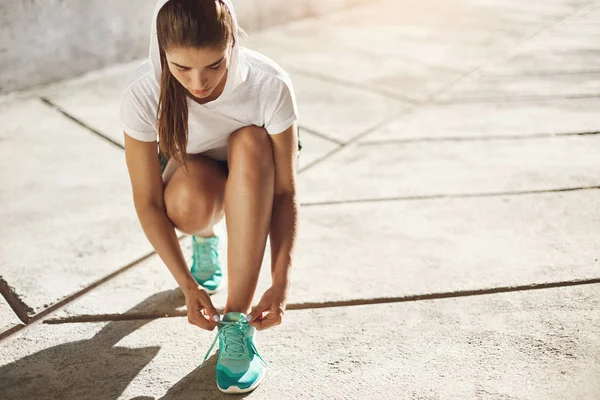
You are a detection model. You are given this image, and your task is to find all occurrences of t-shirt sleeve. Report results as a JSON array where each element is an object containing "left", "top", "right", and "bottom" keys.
[
  {"left": 264, "top": 77, "right": 299, "bottom": 135},
  {"left": 120, "top": 87, "right": 158, "bottom": 142}
]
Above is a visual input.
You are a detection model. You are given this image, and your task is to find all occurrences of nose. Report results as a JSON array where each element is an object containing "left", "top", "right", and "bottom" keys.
[{"left": 191, "top": 70, "right": 208, "bottom": 90}]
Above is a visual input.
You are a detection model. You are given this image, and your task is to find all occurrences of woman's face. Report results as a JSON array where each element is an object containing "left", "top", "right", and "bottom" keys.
[{"left": 165, "top": 44, "right": 230, "bottom": 100}]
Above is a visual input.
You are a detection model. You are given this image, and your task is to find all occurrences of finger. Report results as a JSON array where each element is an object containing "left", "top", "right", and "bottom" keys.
[
  {"left": 250, "top": 303, "right": 268, "bottom": 321},
  {"left": 190, "top": 305, "right": 218, "bottom": 331},
  {"left": 252, "top": 312, "right": 281, "bottom": 331},
  {"left": 195, "top": 290, "right": 219, "bottom": 324},
  {"left": 200, "top": 299, "right": 220, "bottom": 322}
]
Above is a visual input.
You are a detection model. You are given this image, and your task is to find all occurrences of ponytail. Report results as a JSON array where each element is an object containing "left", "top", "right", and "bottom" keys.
[{"left": 157, "top": 49, "right": 189, "bottom": 169}]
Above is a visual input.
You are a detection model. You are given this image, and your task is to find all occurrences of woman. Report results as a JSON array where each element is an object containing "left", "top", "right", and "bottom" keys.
[{"left": 120, "top": 0, "right": 299, "bottom": 393}]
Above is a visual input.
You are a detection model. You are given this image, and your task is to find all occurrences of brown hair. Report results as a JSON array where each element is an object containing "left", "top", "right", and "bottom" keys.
[{"left": 156, "top": 0, "right": 234, "bottom": 168}]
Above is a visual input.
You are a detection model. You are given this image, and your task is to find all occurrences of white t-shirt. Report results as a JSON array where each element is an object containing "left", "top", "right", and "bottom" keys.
[{"left": 120, "top": 47, "right": 299, "bottom": 161}]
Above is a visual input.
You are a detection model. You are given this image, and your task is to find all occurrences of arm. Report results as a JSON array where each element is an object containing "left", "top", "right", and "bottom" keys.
[
  {"left": 123, "top": 133, "right": 218, "bottom": 329},
  {"left": 268, "top": 123, "right": 299, "bottom": 288}
]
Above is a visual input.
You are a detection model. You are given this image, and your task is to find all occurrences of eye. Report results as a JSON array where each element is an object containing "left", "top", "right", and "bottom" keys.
[
  {"left": 176, "top": 66, "right": 190, "bottom": 73},
  {"left": 207, "top": 63, "right": 221, "bottom": 71}
]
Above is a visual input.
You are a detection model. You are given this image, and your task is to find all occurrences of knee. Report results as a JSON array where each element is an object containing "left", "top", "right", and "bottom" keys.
[
  {"left": 228, "top": 126, "right": 274, "bottom": 171},
  {"left": 165, "top": 183, "right": 218, "bottom": 234}
]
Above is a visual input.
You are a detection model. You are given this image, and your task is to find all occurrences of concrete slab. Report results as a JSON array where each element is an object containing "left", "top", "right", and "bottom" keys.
[
  {"left": 472, "top": 3, "right": 600, "bottom": 75},
  {"left": 299, "top": 135, "right": 600, "bottom": 203},
  {"left": 2, "top": 285, "right": 599, "bottom": 399},
  {"left": 363, "top": 98, "right": 600, "bottom": 143},
  {"left": 0, "top": 297, "right": 23, "bottom": 338},
  {"left": 319, "top": 2, "right": 540, "bottom": 72},
  {"left": 290, "top": 73, "right": 407, "bottom": 142},
  {"left": 438, "top": 11, "right": 600, "bottom": 101},
  {"left": 38, "top": 62, "right": 139, "bottom": 147},
  {"left": 50, "top": 189, "right": 600, "bottom": 319},
  {"left": 248, "top": 0, "right": 592, "bottom": 101},
  {"left": 247, "top": 23, "right": 462, "bottom": 102},
  {"left": 484, "top": 35, "right": 600, "bottom": 75},
  {"left": 0, "top": 99, "right": 152, "bottom": 316}
]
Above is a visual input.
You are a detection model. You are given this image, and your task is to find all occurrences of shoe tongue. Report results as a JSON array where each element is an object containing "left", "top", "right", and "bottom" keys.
[{"left": 222, "top": 312, "right": 247, "bottom": 323}]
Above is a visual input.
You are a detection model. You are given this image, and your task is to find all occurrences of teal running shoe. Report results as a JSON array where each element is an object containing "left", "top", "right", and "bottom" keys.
[
  {"left": 189, "top": 236, "right": 223, "bottom": 294},
  {"left": 202, "top": 312, "right": 268, "bottom": 394}
]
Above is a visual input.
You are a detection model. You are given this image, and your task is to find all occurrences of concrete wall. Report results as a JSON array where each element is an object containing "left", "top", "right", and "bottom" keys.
[{"left": 0, "top": 0, "right": 366, "bottom": 94}]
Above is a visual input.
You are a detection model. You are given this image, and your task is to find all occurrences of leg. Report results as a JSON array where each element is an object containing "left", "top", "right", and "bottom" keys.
[
  {"left": 163, "top": 154, "right": 227, "bottom": 236},
  {"left": 224, "top": 126, "right": 275, "bottom": 314}
]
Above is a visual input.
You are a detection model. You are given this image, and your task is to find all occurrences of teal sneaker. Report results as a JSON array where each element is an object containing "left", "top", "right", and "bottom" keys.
[
  {"left": 189, "top": 236, "right": 223, "bottom": 294},
  {"left": 202, "top": 312, "right": 268, "bottom": 394}
]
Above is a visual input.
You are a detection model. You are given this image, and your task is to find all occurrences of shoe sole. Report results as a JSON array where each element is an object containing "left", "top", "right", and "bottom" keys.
[
  {"left": 217, "top": 371, "right": 265, "bottom": 394},
  {"left": 202, "top": 280, "right": 226, "bottom": 295}
]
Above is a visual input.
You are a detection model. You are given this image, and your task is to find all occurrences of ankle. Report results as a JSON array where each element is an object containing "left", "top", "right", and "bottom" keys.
[{"left": 223, "top": 306, "right": 251, "bottom": 315}]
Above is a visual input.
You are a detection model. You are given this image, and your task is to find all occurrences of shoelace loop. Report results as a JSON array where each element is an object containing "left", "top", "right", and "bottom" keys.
[{"left": 201, "top": 320, "right": 269, "bottom": 368}]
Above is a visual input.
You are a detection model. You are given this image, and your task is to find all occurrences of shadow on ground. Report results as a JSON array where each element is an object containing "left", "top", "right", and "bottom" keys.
[{"left": 0, "top": 290, "right": 250, "bottom": 400}]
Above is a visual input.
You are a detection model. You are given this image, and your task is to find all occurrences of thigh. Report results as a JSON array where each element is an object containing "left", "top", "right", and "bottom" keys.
[{"left": 162, "top": 152, "right": 228, "bottom": 212}]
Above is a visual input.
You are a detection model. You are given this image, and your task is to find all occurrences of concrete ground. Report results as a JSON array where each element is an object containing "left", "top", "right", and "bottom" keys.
[{"left": 2, "top": 0, "right": 600, "bottom": 398}]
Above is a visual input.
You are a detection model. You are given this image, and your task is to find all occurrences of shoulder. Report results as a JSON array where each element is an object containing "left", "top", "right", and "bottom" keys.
[
  {"left": 121, "top": 61, "right": 160, "bottom": 112},
  {"left": 241, "top": 49, "right": 299, "bottom": 134},
  {"left": 241, "top": 47, "right": 295, "bottom": 94},
  {"left": 120, "top": 61, "right": 160, "bottom": 141}
]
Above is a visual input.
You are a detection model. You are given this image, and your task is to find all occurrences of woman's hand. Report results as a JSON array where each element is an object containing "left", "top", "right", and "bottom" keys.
[
  {"left": 183, "top": 283, "right": 219, "bottom": 331},
  {"left": 248, "top": 284, "right": 289, "bottom": 330}
]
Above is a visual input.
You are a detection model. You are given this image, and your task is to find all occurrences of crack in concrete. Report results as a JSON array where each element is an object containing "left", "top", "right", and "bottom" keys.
[
  {"left": 358, "top": 131, "right": 600, "bottom": 146},
  {"left": 300, "top": 185, "right": 600, "bottom": 207},
  {"left": 41, "top": 277, "right": 600, "bottom": 325}
]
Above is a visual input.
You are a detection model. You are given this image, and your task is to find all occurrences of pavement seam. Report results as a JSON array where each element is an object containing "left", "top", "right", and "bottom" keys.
[
  {"left": 0, "top": 240, "right": 183, "bottom": 342},
  {"left": 300, "top": 126, "right": 345, "bottom": 145},
  {"left": 286, "top": 66, "right": 419, "bottom": 104},
  {"left": 358, "top": 131, "right": 600, "bottom": 146},
  {"left": 483, "top": 69, "right": 600, "bottom": 78},
  {"left": 0, "top": 277, "right": 33, "bottom": 325},
  {"left": 297, "top": 107, "right": 414, "bottom": 174},
  {"left": 41, "top": 277, "right": 600, "bottom": 325},
  {"left": 300, "top": 186, "right": 600, "bottom": 207},
  {"left": 40, "top": 97, "right": 125, "bottom": 150},
  {"left": 432, "top": 93, "right": 600, "bottom": 105}
]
